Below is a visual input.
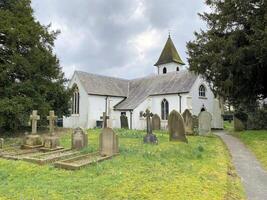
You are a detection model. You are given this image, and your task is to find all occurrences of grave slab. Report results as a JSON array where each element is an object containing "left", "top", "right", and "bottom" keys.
[
  {"left": 54, "top": 152, "right": 118, "bottom": 170},
  {"left": 0, "top": 148, "right": 43, "bottom": 160},
  {"left": 23, "top": 149, "right": 79, "bottom": 165}
]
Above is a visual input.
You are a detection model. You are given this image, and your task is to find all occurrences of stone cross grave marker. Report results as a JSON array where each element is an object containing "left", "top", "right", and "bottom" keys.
[
  {"left": 143, "top": 109, "right": 153, "bottom": 134},
  {"left": 100, "top": 112, "right": 109, "bottom": 128},
  {"left": 143, "top": 109, "right": 158, "bottom": 144},
  {"left": 198, "top": 111, "right": 212, "bottom": 136},
  {"left": 30, "top": 110, "right": 40, "bottom": 134},
  {"left": 22, "top": 110, "right": 42, "bottom": 148},
  {"left": 47, "top": 110, "right": 57, "bottom": 135},
  {"left": 168, "top": 110, "right": 188, "bottom": 143}
]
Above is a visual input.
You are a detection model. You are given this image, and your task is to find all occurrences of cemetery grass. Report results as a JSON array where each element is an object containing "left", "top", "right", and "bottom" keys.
[
  {"left": 225, "top": 122, "right": 267, "bottom": 169},
  {"left": 0, "top": 129, "right": 245, "bottom": 200}
]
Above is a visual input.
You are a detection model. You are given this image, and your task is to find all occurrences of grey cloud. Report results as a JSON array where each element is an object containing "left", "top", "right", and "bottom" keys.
[{"left": 31, "top": 0, "right": 207, "bottom": 79}]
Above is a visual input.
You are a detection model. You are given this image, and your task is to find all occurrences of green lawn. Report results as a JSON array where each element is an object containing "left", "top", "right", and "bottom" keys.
[
  {"left": 225, "top": 122, "right": 267, "bottom": 170},
  {"left": 0, "top": 129, "right": 245, "bottom": 200}
]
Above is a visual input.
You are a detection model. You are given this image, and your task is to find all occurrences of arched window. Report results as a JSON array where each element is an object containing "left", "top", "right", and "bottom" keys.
[
  {"left": 176, "top": 67, "right": 179, "bottom": 71},
  {"left": 161, "top": 99, "right": 169, "bottom": 120},
  {"left": 72, "top": 85, "right": 80, "bottom": 114},
  {"left": 199, "top": 85, "right": 206, "bottom": 97},
  {"left": 163, "top": 67, "right": 167, "bottom": 74}
]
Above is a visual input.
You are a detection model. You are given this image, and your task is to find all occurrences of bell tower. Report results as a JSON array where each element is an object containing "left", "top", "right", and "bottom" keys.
[{"left": 154, "top": 35, "right": 185, "bottom": 75}]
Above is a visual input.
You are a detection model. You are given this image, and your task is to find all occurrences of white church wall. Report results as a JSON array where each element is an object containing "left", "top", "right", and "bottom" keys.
[
  {"left": 63, "top": 72, "right": 125, "bottom": 129},
  {"left": 157, "top": 62, "right": 184, "bottom": 75},
  {"left": 87, "top": 95, "right": 125, "bottom": 128},
  {"left": 132, "top": 94, "right": 182, "bottom": 130},
  {"left": 189, "top": 76, "right": 223, "bottom": 129},
  {"left": 190, "top": 76, "right": 214, "bottom": 115},
  {"left": 63, "top": 73, "right": 89, "bottom": 129}
]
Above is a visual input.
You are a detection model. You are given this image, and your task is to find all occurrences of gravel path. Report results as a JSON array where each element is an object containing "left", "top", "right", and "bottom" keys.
[{"left": 214, "top": 131, "right": 267, "bottom": 200}]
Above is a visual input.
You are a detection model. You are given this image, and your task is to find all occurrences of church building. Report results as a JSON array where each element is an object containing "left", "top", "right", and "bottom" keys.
[{"left": 63, "top": 36, "right": 223, "bottom": 130}]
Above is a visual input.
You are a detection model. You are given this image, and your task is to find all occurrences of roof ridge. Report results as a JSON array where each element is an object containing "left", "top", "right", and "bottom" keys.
[{"left": 75, "top": 70, "right": 130, "bottom": 82}]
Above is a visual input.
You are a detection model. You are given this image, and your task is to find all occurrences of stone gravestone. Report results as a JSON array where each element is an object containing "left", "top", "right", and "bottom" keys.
[
  {"left": 182, "top": 109, "right": 193, "bottom": 135},
  {"left": 152, "top": 114, "right": 161, "bottom": 130},
  {"left": 143, "top": 109, "right": 158, "bottom": 144},
  {"left": 23, "top": 110, "right": 43, "bottom": 148},
  {"left": 72, "top": 127, "right": 88, "bottom": 150},
  {"left": 212, "top": 98, "right": 224, "bottom": 129},
  {"left": 99, "top": 112, "right": 119, "bottom": 156},
  {"left": 120, "top": 115, "right": 129, "bottom": 129},
  {"left": 42, "top": 111, "right": 62, "bottom": 150},
  {"left": 0, "top": 138, "right": 4, "bottom": 149},
  {"left": 168, "top": 110, "right": 188, "bottom": 143},
  {"left": 234, "top": 117, "right": 245, "bottom": 131},
  {"left": 198, "top": 111, "right": 212, "bottom": 136},
  {"left": 99, "top": 127, "right": 119, "bottom": 156},
  {"left": 192, "top": 115, "right": 199, "bottom": 135}
]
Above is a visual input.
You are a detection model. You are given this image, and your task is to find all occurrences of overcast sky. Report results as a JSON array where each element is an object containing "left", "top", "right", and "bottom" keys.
[{"left": 31, "top": 0, "right": 208, "bottom": 79}]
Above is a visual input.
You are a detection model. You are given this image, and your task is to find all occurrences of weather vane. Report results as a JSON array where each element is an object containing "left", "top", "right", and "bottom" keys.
[{"left": 168, "top": 29, "right": 172, "bottom": 37}]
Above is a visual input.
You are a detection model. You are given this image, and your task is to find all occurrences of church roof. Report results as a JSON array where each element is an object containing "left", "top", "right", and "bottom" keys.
[
  {"left": 115, "top": 70, "right": 197, "bottom": 110},
  {"left": 75, "top": 71, "right": 129, "bottom": 97},
  {"left": 75, "top": 70, "right": 197, "bottom": 110},
  {"left": 154, "top": 36, "right": 185, "bottom": 66}
]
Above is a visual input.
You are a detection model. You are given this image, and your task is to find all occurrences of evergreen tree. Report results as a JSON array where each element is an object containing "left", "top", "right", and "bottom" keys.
[
  {"left": 187, "top": 0, "right": 267, "bottom": 109},
  {"left": 0, "top": 0, "right": 71, "bottom": 131}
]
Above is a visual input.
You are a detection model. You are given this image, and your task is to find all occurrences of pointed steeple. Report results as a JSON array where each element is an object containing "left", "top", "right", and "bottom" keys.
[{"left": 154, "top": 35, "right": 185, "bottom": 66}]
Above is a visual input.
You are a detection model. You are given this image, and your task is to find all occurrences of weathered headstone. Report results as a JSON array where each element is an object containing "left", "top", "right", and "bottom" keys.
[
  {"left": 99, "top": 127, "right": 119, "bottom": 156},
  {"left": 0, "top": 138, "right": 4, "bottom": 149},
  {"left": 23, "top": 110, "right": 43, "bottom": 148},
  {"left": 120, "top": 115, "right": 129, "bottom": 129},
  {"left": 182, "top": 109, "right": 193, "bottom": 135},
  {"left": 234, "top": 117, "right": 245, "bottom": 131},
  {"left": 152, "top": 114, "right": 161, "bottom": 130},
  {"left": 72, "top": 127, "right": 88, "bottom": 150},
  {"left": 192, "top": 115, "right": 199, "bottom": 135},
  {"left": 212, "top": 98, "right": 224, "bottom": 129},
  {"left": 168, "top": 110, "right": 188, "bottom": 143},
  {"left": 42, "top": 111, "right": 62, "bottom": 151},
  {"left": 143, "top": 109, "right": 158, "bottom": 144},
  {"left": 198, "top": 111, "right": 212, "bottom": 136}
]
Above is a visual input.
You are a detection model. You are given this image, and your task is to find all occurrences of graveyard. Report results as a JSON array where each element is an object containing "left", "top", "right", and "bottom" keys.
[
  {"left": 1, "top": 0, "right": 266, "bottom": 199},
  {"left": 0, "top": 128, "right": 245, "bottom": 200}
]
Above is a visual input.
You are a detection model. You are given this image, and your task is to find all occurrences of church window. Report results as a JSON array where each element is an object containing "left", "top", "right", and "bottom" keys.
[
  {"left": 176, "top": 67, "right": 179, "bottom": 71},
  {"left": 163, "top": 67, "right": 167, "bottom": 74},
  {"left": 161, "top": 99, "right": 169, "bottom": 120},
  {"left": 199, "top": 85, "right": 206, "bottom": 97},
  {"left": 72, "top": 85, "right": 80, "bottom": 114}
]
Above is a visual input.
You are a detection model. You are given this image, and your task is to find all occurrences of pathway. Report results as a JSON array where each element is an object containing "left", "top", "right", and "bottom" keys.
[{"left": 214, "top": 131, "right": 267, "bottom": 200}]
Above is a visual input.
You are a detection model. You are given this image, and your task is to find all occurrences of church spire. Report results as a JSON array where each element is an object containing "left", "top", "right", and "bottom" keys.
[{"left": 154, "top": 35, "right": 185, "bottom": 66}]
